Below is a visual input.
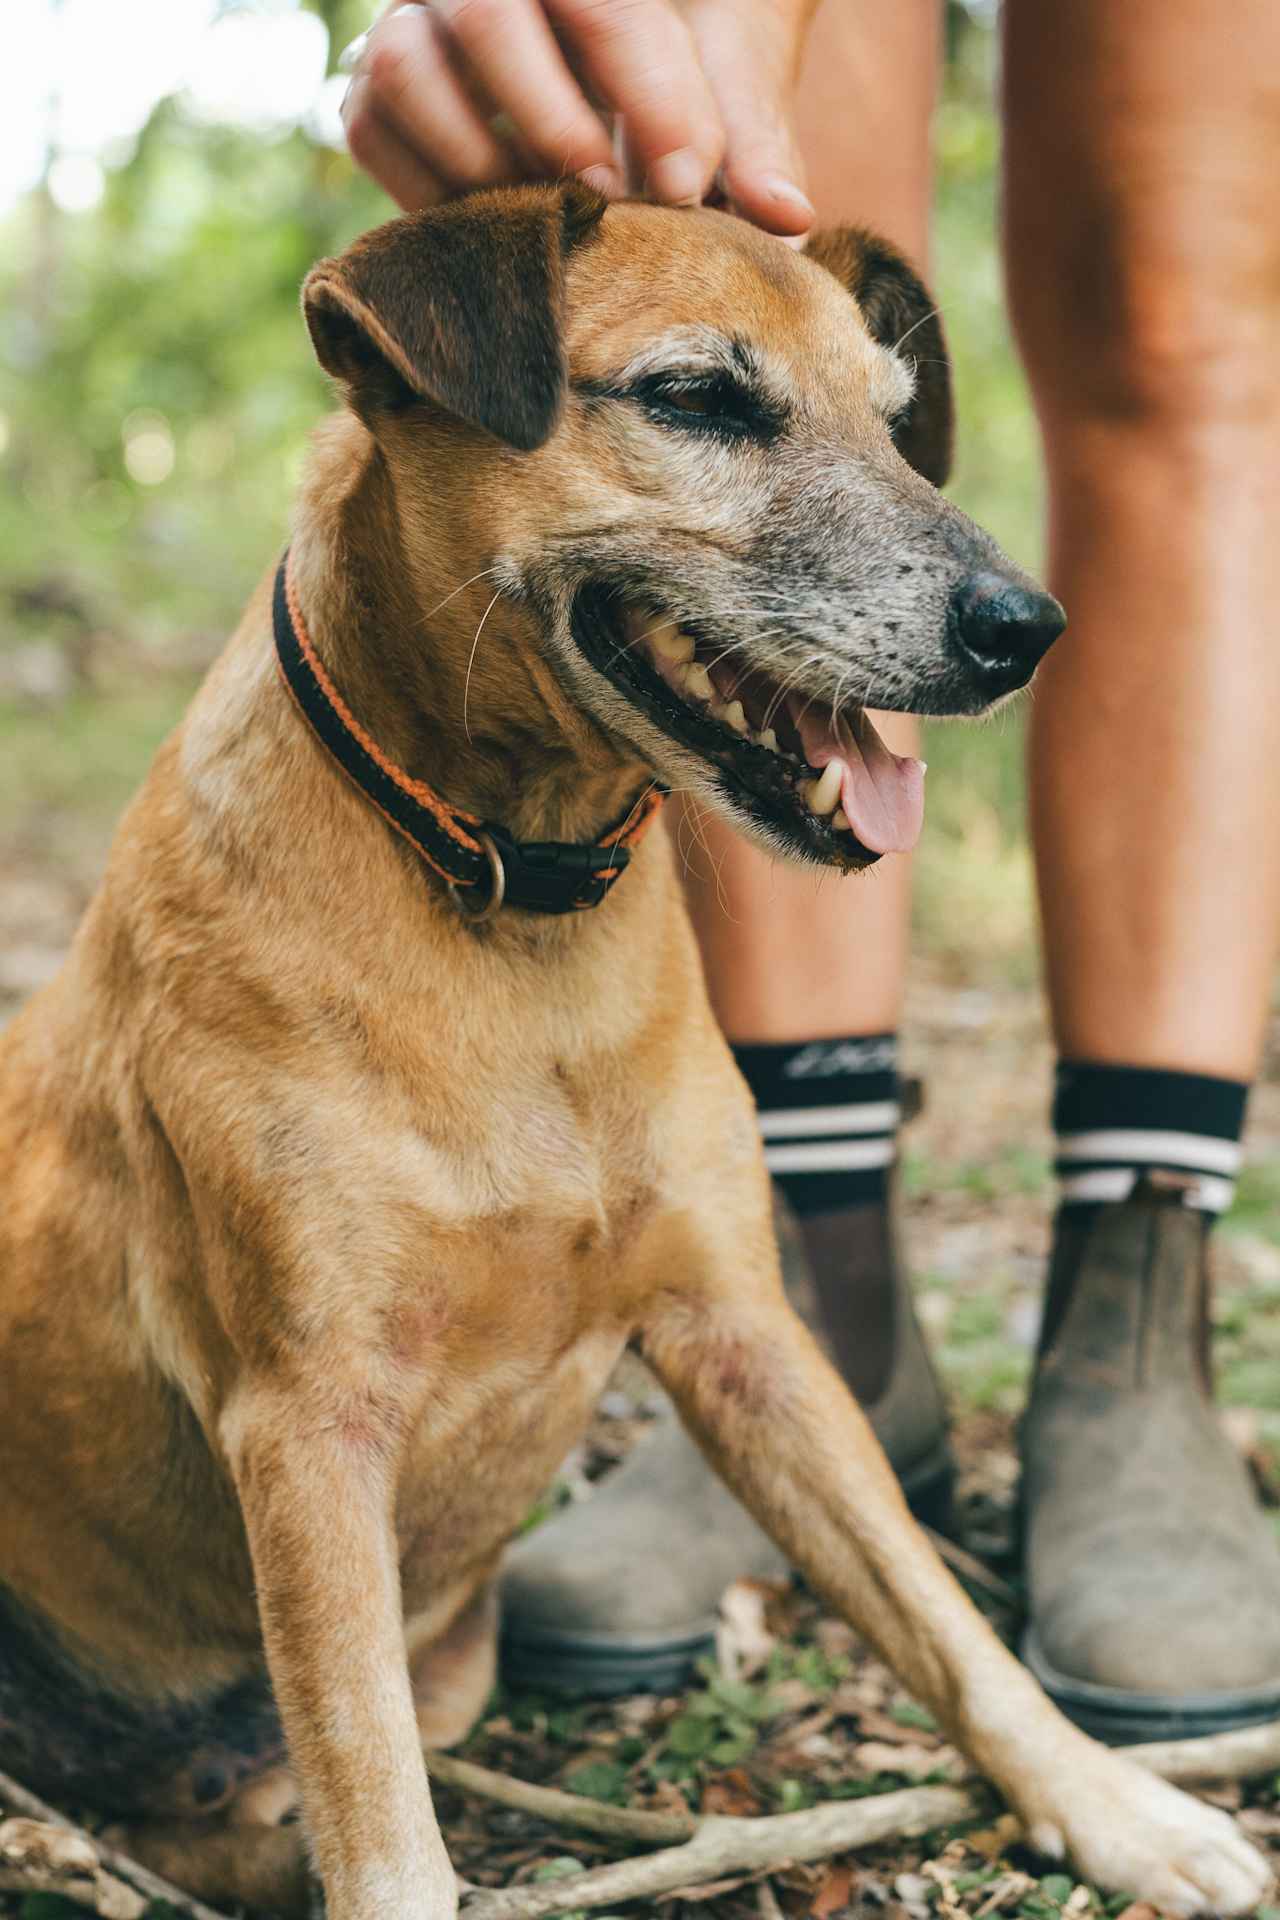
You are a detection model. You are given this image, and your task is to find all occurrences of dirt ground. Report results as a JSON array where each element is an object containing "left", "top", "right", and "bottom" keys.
[{"left": 4, "top": 848, "right": 1280, "bottom": 1920}]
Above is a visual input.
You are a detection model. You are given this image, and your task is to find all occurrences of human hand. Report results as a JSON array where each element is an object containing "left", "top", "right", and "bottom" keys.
[{"left": 341, "top": 0, "right": 817, "bottom": 237}]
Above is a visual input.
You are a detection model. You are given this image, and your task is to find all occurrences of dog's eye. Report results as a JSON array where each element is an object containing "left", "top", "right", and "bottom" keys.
[
  {"left": 641, "top": 375, "right": 778, "bottom": 439},
  {"left": 667, "top": 387, "right": 717, "bottom": 414}
]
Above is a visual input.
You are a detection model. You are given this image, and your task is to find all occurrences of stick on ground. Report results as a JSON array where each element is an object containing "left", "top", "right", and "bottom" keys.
[
  {"left": 1, "top": 1816, "right": 145, "bottom": 1920},
  {"left": 457, "top": 1784, "right": 988, "bottom": 1920},
  {"left": 0, "top": 1769, "right": 233, "bottom": 1920},
  {"left": 426, "top": 1750, "right": 697, "bottom": 1846},
  {"left": 446, "top": 1715, "right": 1280, "bottom": 1920}
]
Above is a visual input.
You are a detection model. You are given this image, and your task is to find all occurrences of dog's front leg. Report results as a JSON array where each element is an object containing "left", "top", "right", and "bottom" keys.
[
  {"left": 220, "top": 1381, "right": 456, "bottom": 1920},
  {"left": 640, "top": 1276, "right": 1269, "bottom": 1917}
]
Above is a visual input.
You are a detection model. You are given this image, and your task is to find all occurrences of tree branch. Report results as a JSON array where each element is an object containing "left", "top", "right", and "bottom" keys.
[
  {"left": 1124, "top": 1718, "right": 1280, "bottom": 1785},
  {"left": 0, "top": 1816, "right": 144, "bottom": 1920},
  {"left": 458, "top": 1786, "right": 990, "bottom": 1919},
  {"left": 0, "top": 1770, "right": 233, "bottom": 1920},
  {"left": 449, "top": 1716, "right": 1280, "bottom": 1920},
  {"left": 427, "top": 1750, "right": 697, "bottom": 1846}
]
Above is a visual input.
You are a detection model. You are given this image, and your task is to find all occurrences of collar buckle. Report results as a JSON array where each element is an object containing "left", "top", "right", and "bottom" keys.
[
  {"left": 447, "top": 830, "right": 506, "bottom": 922},
  {"left": 481, "top": 824, "right": 632, "bottom": 916}
]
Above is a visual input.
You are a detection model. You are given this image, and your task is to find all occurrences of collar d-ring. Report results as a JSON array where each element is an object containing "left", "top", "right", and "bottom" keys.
[{"left": 447, "top": 830, "right": 505, "bottom": 922}]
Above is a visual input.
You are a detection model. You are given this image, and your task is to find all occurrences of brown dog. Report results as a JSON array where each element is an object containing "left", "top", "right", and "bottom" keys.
[{"left": 0, "top": 186, "right": 1269, "bottom": 1919}]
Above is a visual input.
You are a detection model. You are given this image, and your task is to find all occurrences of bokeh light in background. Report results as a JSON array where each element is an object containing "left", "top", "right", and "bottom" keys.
[{"left": 1, "top": 1, "right": 346, "bottom": 217}]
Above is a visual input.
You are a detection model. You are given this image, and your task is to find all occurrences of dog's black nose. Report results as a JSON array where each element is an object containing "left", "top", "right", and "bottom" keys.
[{"left": 948, "top": 572, "right": 1066, "bottom": 693}]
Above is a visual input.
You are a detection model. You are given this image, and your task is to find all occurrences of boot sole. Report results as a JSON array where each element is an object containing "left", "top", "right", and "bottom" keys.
[
  {"left": 1022, "top": 1626, "right": 1280, "bottom": 1745},
  {"left": 500, "top": 1446, "right": 956, "bottom": 1699}
]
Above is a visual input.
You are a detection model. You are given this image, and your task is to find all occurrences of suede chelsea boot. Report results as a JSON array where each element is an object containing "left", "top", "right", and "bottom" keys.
[{"left": 1021, "top": 1175, "right": 1280, "bottom": 1742}]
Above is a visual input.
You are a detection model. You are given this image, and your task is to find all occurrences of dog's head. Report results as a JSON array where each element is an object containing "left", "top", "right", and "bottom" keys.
[{"left": 303, "top": 184, "right": 1063, "bottom": 870}]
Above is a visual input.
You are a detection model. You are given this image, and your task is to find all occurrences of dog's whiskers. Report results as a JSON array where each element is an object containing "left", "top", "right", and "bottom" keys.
[
  {"left": 889, "top": 305, "right": 942, "bottom": 356},
  {"left": 419, "top": 565, "right": 504, "bottom": 628},
  {"left": 462, "top": 589, "right": 505, "bottom": 743}
]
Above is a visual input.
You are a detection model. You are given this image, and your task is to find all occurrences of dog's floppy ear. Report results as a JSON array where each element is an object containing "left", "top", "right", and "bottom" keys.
[
  {"left": 302, "top": 183, "right": 607, "bottom": 452},
  {"left": 805, "top": 227, "right": 953, "bottom": 488}
]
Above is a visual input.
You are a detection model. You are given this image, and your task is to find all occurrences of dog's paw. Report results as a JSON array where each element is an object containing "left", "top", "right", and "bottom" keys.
[{"left": 1018, "top": 1754, "right": 1271, "bottom": 1917}]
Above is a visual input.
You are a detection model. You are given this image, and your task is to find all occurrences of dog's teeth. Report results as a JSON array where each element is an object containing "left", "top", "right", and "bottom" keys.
[
  {"left": 719, "top": 699, "right": 748, "bottom": 734},
  {"left": 804, "top": 760, "right": 843, "bottom": 816},
  {"left": 680, "top": 661, "right": 713, "bottom": 702},
  {"left": 832, "top": 808, "right": 851, "bottom": 832},
  {"left": 754, "top": 727, "right": 778, "bottom": 752},
  {"left": 650, "top": 621, "right": 695, "bottom": 666}
]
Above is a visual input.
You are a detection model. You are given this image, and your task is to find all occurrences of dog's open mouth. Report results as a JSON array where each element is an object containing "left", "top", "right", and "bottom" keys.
[{"left": 572, "top": 588, "right": 925, "bottom": 869}]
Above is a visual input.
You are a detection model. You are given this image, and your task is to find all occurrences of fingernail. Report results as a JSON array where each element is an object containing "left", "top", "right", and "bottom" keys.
[
  {"left": 647, "top": 147, "right": 708, "bottom": 208},
  {"left": 760, "top": 173, "right": 815, "bottom": 221},
  {"left": 577, "top": 163, "right": 625, "bottom": 199}
]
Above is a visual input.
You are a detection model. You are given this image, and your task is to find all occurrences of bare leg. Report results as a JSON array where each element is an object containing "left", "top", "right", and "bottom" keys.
[
  {"left": 1004, "top": 0, "right": 1280, "bottom": 1738},
  {"left": 679, "top": 0, "right": 939, "bottom": 1041},
  {"left": 1006, "top": 1, "right": 1280, "bottom": 1076}
]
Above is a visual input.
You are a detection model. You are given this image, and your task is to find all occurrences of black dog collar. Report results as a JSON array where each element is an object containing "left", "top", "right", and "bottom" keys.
[{"left": 272, "top": 553, "right": 664, "bottom": 918}]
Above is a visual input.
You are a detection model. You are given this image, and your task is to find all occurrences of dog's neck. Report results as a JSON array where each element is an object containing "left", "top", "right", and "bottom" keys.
[{"left": 286, "top": 414, "right": 648, "bottom": 850}]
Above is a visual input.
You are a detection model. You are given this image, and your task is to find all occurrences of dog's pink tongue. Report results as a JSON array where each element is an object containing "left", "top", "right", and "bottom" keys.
[{"left": 796, "top": 707, "right": 926, "bottom": 854}]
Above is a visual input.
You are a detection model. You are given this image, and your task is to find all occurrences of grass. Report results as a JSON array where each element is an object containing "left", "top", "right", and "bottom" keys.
[{"left": 0, "top": 680, "right": 195, "bottom": 834}]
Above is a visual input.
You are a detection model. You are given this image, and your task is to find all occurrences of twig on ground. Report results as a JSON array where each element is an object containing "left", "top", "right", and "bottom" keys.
[
  {"left": 458, "top": 1785, "right": 988, "bottom": 1920},
  {"left": 923, "top": 1529, "right": 1021, "bottom": 1610},
  {"left": 0, "top": 1866, "right": 140, "bottom": 1918},
  {"left": 1124, "top": 1719, "right": 1280, "bottom": 1785},
  {"left": 426, "top": 1750, "right": 697, "bottom": 1846},
  {"left": 0, "top": 1768, "right": 233, "bottom": 1920},
  {"left": 755, "top": 1875, "right": 786, "bottom": 1920},
  {"left": 1, "top": 1817, "right": 144, "bottom": 1920},
  {"left": 450, "top": 1715, "right": 1280, "bottom": 1919}
]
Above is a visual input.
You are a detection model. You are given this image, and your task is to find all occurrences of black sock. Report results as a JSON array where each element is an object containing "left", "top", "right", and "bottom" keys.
[
  {"left": 732, "top": 1033, "right": 900, "bottom": 1216},
  {"left": 1054, "top": 1060, "right": 1248, "bottom": 1218},
  {"left": 733, "top": 1032, "right": 904, "bottom": 1406}
]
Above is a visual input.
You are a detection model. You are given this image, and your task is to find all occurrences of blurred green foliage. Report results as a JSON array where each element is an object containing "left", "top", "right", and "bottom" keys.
[{"left": 0, "top": 4, "right": 1040, "bottom": 973}]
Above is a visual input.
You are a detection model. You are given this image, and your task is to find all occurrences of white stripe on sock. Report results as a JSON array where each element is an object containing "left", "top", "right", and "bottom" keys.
[
  {"left": 1058, "top": 1168, "right": 1236, "bottom": 1212},
  {"left": 1188, "top": 1175, "right": 1236, "bottom": 1213},
  {"left": 1057, "top": 1169, "right": 1138, "bottom": 1205},
  {"left": 763, "top": 1138, "right": 896, "bottom": 1175},
  {"left": 757, "top": 1100, "right": 900, "bottom": 1140},
  {"left": 1055, "top": 1128, "right": 1242, "bottom": 1175}
]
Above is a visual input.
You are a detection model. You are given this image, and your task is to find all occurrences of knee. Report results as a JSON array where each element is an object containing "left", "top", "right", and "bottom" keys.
[{"left": 1009, "top": 198, "right": 1280, "bottom": 430}]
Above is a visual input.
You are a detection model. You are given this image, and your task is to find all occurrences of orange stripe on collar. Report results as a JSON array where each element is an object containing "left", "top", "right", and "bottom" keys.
[{"left": 273, "top": 550, "right": 664, "bottom": 918}]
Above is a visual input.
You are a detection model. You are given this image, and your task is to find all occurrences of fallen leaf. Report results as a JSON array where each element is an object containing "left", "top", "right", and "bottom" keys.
[
  {"left": 894, "top": 1870, "right": 934, "bottom": 1920},
  {"left": 701, "top": 1769, "right": 762, "bottom": 1818},
  {"left": 965, "top": 1815, "right": 1022, "bottom": 1863},
  {"left": 717, "top": 1579, "right": 780, "bottom": 1683},
  {"left": 811, "top": 1864, "right": 855, "bottom": 1915}
]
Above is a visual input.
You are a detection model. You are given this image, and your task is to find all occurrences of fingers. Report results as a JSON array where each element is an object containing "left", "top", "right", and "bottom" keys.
[
  {"left": 431, "top": 0, "right": 626, "bottom": 193},
  {"left": 544, "top": 0, "right": 723, "bottom": 204},
  {"left": 721, "top": 123, "right": 815, "bottom": 239},
  {"left": 342, "top": 73, "right": 448, "bottom": 209},
  {"left": 344, "top": 0, "right": 809, "bottom": 243},
  {"left": 683, "top": 0, "right": 814, "bottom": 236},
  {"left": 349, "top": 4, "right": 531, "bottom": 202}
]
